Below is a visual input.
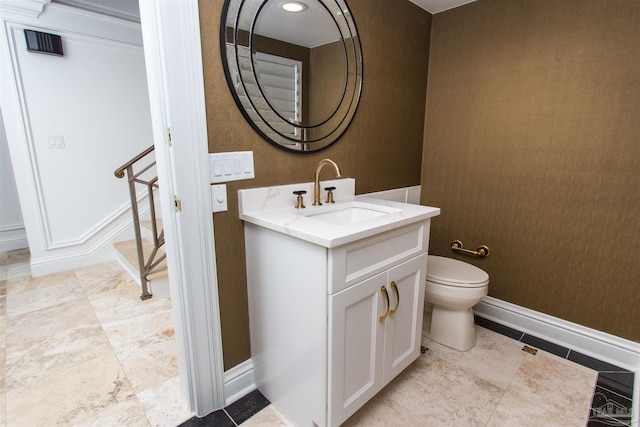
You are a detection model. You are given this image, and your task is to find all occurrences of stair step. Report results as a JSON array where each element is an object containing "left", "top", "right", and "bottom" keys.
[
  {"left": 140, "top": 218, "right": 163, "bottom": 242},
  {"left": 114, "top": 239, "right": 168, "bottom": 282}
]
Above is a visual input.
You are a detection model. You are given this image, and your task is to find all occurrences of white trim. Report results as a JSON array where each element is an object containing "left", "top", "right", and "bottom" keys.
[
  {"left": 139, "top": 0, "right": 225, "bottom": 416},
  {"left": 474, "top": 296, "right": 640, "bottom": 372},
  {"left": 0, "top": 227, "right": 28, "bottom": 251},
  {"left": 223, "top": 359, "right": 257, "bottom": 407}
]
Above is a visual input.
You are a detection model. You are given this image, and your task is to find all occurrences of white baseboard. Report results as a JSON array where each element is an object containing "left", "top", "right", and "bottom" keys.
[
  {"left": 223, "top": 359, "right": 256, "bottom": 407},
  {"left": 474, "top": 296, "right": 640, "bottom": 372},
  {"left": 0, "top": 227, "right": 28, "bottom": 251}
]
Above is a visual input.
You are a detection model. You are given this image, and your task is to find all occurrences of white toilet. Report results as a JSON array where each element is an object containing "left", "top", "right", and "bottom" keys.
[{"left": 425, "top": 255, "right": 489, "bottom": 351}]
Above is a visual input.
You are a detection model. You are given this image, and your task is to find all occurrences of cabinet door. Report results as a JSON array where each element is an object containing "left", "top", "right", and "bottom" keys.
[
  {"left": 382, "top": 253, "right": 427, "bottom": 383},
  {"left": 328, "top": 271, "right": 386, "bottom": 426}
]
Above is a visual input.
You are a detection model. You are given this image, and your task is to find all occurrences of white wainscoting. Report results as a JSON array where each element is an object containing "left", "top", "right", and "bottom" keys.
[{"left": 1, "top": 2, "right": 154, "bottom": 274}]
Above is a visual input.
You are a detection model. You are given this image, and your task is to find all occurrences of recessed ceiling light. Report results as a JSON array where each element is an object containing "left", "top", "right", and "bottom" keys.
[{"left": 281, "top": 2, "right": 308, "bottom": 12}]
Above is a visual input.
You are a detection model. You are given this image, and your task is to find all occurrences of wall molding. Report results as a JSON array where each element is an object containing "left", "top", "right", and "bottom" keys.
[
  {"left": 223, "top": 359, "right": 256, "bottom": 407},
  {"left": 0, "top": 225, "right": 28, "bottom": 251},
  {"left": 474, "top": 296, "right": 640, "bottom": 371}
]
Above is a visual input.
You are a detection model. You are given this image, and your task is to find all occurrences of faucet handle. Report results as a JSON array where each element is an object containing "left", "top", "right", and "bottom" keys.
[
  {"left": 324, "top": 186, "right": 336, "bottom": 204},
  {"left": 293, "top": 190, "right": 306, "bottom": 209}
]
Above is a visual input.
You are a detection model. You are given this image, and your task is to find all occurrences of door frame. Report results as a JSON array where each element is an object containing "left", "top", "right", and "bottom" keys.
[{"left": 138, "top": 0, "right": 225, "bottom": 415}]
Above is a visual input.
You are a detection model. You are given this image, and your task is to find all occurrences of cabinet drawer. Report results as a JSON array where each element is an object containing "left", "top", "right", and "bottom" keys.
[{"left": 328, "top": 220, "right": 430, "bottom": 294}]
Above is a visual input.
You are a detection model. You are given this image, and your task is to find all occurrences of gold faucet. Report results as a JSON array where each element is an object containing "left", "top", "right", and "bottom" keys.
[{"left": 313, "top": 159, "right": 342, "bottom": 206}]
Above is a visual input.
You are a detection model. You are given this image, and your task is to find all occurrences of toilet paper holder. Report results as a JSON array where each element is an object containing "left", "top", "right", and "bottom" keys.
[{"left": 451, "top": 240, "right": 489, "bottom": 257}]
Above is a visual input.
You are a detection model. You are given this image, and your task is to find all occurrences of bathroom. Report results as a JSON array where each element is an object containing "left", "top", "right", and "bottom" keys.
[
  {"left": 1, "top": 0, "right": 638, "bottom": 424},
  {"left": 200, "top": 0, "right": 640, "bottom": 382}
]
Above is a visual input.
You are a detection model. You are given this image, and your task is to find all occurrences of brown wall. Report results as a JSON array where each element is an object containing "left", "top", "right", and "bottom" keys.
[
  {"left": 199, "top": 0, "right": 432, "bottom": 369},
  {"left": 422, "top": 0, "right": 640, "bottom": 341}
]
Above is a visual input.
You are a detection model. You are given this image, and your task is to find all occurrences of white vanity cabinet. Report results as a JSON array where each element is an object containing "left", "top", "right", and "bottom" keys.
[
  {"left": 328, "top": 253, "right": 427, "bottom": 424},
  {"left": 243, "top": 218, "right": 430, "bottom": 427}
]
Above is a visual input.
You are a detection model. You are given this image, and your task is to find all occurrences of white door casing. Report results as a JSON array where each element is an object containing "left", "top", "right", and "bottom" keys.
[{"left": 138, "top": 0, "right": 225, "bottom": 415}]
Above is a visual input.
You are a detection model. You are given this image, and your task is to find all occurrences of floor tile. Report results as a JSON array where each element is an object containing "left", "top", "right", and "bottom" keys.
[
  {"left": 474, "top": 315, "right": 524, "bottom": 341},
  {"left": 180, "top": 410, "right": 236, "bottom": 427},
  {"left": 424, "top": 325, "right": 526, "bottom": 389},
  {"left": 5, "top": 322, "right": 112, "bottom": 390},
  {"left": 225, "top": 389, "right": 271, "bottom": 425},
  {"left": 382, "top": 352, "right": 505, "bottom": 427},
  {"left": 242, "top": 405, "right": 292, "bottom": 427},
  {"left": 520, "top": 334, "right": 570, "bottom": 358},
  {"left": 6, "top": 280, "right": 85, "bottom": 317},
  {"left": 5, "top": 351, "right": 137, "bottom": 426},
  {"left": 492, "top": 351, "right": 597, "bottom": 426},
  {"left": 137, "top": 376, "right": 193, "bottom": 427},
  {"left": 343, "top": 393, "right": 435, "bottom": 427}
]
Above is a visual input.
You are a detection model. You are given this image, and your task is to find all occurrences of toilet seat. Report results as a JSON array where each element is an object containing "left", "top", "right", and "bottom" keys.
[{"left": 426, "top": 255, "right": 489, "bottom": 288}]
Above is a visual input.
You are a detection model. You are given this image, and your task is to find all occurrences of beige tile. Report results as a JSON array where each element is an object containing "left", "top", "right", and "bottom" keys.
[
  {"left": 424, "top": 325, "right": 527, "bottom": 389},
  {"left": 5, "top": 262, "right": 30, "bottom": 280},
  {"left": 243, "top": 405, "right": 293, "bottom": 427},
  {"left": 100, "top": 300, "right": 177, "bottom": 392},
  {"left": 492, "top": 351, "right": 597, "bottom": 426},
  {"left": 6, "top": 298, "right": 98, "bottom": 345},
  {"left": 5, "top": 352, "right": 136, "bottom": 426},
  {"left": 74, "top": 261, "right": 129, "bottom": 292},
  {"left": 137, "top": 376, "right": 193, "bottom": 427},
  {"left": 4, "top": 270, "right": 76, "bottom": 295},
  {"left": 5, "top": 322, "right": 112, "bottom": 391},
  {"left": 382, "top": 352, "right": 505, "bottom": 427},
  {"left": 79, "top": 397, "right": 151, "bottom": 427},
  {"left": 6, "top": 248, "right": 29, "bottom": 265},
  {"left": 6, "top": 279, "right": 84, "bottom": 317},
  {"left": 343, "top": 393, "right": 435, "bottom": 427}
]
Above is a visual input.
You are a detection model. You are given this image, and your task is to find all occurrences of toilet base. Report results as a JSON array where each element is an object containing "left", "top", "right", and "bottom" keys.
[{"left": 429, "top": 305, "right": 476, "bottom": 351}]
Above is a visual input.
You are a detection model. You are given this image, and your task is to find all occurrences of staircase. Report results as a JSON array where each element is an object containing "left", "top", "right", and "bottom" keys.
[
  {"left": 114, "top": 146, "right": 168, "bottom": 300},
  {"left": 114, "top": 219, "right": 170, "bottom": 298}
]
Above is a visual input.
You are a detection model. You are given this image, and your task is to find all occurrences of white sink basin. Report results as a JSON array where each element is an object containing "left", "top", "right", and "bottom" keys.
[
  {"left": 238, "top": 179, "right": 440, "bottom": 248},
  {"left": 304, "top": 202, "right": 401, "bottom": 225}
]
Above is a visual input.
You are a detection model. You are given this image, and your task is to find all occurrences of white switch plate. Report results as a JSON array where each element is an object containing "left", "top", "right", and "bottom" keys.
[
  {"left": 209, "top": 151, "right": 254, "bottom": 183},
  {"left": 47, "top": 135, "right": 65, "bottom": 149},
  {"left": 211, "top": 184, "right": 228, "bottom": 213}
]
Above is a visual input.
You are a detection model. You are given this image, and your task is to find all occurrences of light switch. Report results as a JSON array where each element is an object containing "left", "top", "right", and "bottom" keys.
[
  {"left": 211, "top": 184, "right": 227, "bottom": 212},
  {"left": 209, "top": 151, "right": 255, "bottom": 183},
  {"left": 47, "top": 135, "right": 65, "bottom": 149}
]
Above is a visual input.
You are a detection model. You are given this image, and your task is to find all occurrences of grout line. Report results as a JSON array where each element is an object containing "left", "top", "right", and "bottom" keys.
[{"left": 223, "top": 408, "right": 239, "bottom": 426}]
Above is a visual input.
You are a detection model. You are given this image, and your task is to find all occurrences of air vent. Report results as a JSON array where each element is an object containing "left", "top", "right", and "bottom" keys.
[{"left": 24, "top": 30, "right": 63, "bottom": 56}]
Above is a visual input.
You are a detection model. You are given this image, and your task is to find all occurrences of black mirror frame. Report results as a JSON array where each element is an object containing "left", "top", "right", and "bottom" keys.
[{"left": 220, "top": 0, "right": 363, "bottom": 153}]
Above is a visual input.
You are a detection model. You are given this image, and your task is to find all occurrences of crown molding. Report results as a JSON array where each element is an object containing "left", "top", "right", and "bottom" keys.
[{"left": 0, "top": 0, "right": 51, "bottom": 18}]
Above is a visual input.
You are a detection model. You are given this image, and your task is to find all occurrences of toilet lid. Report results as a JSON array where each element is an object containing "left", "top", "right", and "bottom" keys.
[{"left": 426, "top": 255, "right": 489, "bottom": 288}]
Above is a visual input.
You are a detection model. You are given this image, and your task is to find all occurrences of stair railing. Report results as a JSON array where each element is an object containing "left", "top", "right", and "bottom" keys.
[{"left": 115, "top": 145, "right": 165, "bottom": 300}]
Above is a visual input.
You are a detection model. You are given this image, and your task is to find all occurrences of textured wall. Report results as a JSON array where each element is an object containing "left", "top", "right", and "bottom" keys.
[
  {"left": 422, "top": 0, "right": 640, "bottom": 341},
  {"left": 199, "top": 0, "right": 432, "bottom": 369}
]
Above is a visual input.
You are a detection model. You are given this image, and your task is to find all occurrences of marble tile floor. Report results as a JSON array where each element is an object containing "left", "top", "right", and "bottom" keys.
[
  {"left": 239, "top": 323, "right": 601, "bottom": 427},
  {"left": 2, "top": 248, "right": 634, "bottom": 426},
  {"left": 0, "top": 248, "right": 194, "bottom": 426},
  {"left": 189, "top": 314, "right": 635, "bottom": 427}
]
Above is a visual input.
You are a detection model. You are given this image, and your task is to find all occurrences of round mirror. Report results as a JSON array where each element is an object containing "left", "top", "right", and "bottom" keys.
[{"left": 221, "top": 0, "right": 363, "bottom": 152}]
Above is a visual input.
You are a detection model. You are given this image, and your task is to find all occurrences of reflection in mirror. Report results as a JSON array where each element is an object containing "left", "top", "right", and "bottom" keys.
[{"left": 221, "top": 0, "right": 362, "bottom": 152}]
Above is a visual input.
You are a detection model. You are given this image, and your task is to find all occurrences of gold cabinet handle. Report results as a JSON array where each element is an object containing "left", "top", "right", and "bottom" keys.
[
  {"left": 389, "top": 281, "right": 399, "bottom": 316},
  {"left": 379, "top": 286, "right": 390, "bottom": 322}
]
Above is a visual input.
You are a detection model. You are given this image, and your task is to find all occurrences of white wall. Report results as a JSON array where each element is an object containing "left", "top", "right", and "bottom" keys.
[
  {"left": 0, "top": 2, "right": 153, "bottom": 274},
  {"left": 0, "top": 109, "right": 27, "bottom": 251}
]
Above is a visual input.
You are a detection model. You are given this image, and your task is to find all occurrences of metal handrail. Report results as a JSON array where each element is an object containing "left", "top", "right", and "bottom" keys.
[
  {"left": 115, "top": 145, "right": 165, "bottom": 300},
  {"left": 114, "top": 145, "right": 155, "bottom": 178}
]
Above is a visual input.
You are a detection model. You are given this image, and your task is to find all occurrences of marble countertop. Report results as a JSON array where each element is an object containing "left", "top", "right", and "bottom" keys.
[{"left": 238, "top": 178, "right": 440, "bottom": 248}]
